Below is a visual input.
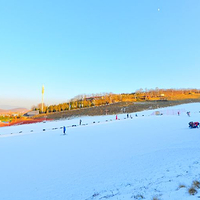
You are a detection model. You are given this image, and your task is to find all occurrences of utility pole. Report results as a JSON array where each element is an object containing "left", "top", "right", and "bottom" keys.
[{"left": 42, "top": 85, "right": 44, "bottom": 113}]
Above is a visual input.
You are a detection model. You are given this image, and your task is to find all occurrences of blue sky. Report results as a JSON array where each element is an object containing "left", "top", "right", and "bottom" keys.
[{"left": 0, "top": 0, "right": 200, "bottom": 108}]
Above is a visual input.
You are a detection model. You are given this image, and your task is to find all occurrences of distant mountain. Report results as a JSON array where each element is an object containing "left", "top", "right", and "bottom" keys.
[
  {"left": 0, "top": 107, "right": 29, "bottom": 114},
  {"left": 9, "top": 108, "right": 29, "bottom": 113},
  {"left": 0, "top": 105, "right": 21, "bottom": 110},
  {"left": 0, "top": 109, "right": 6, "bottom": 114}
]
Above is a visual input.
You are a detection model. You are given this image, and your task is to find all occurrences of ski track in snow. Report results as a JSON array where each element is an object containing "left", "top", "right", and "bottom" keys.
[{"left": 0, "top": 103, "right": 200, "bottom": 200}]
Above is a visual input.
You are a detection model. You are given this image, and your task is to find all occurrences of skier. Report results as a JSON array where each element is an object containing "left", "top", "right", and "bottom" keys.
[
  {"left": 79, "top": 119, "right": 82, "bottom": 125},
  {"left": 116, "top": 115, "right": 118, "bottom": 120},
  {"left": 178, "top": 111, "right": 180, "bottom": 116},
  {"left": 63, "top": 126, "right": 66, "bottom": 135},
  {"left": 127, "top": 113, "right": 129, "bottom": 118}
]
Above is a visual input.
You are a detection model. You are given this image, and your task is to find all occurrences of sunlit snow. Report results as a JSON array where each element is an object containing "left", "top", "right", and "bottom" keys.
[{"left": 0, "top": 103, "right": 200, "bottom": 200}]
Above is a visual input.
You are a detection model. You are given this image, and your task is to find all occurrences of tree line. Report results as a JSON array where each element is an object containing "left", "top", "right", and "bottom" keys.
[{"left": 32, "top": 88, "right": 200, "bottom": 114}]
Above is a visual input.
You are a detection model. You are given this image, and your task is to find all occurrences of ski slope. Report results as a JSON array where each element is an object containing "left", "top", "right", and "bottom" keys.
[{"left": 0, "top": 103, "right": 200, "bottom": 200}]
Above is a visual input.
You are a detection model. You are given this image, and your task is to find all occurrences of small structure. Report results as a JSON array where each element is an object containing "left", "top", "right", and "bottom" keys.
[
  {"left": 24, "top": 110, "right": 39, "bottom": 117},
  {"left": 155, "top": 111, "right": 161, "bottom": 115},
  {"left": 159, "top": 94, "right": 167, "bottom": 100}
]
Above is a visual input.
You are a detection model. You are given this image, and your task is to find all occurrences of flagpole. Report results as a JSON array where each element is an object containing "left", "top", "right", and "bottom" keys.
[{"left": 42, "top": 85, "right": 44, "bottom": 113}]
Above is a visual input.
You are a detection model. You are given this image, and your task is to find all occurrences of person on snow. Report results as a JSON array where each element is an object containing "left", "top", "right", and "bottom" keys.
[
  {"left": 79, "top": 119, "right": 82, "bottom": 125},
  {"left": 63, "top": 126, "right": 66, "bottom": 135},
  {"left": 116, "top": 115, "right": 118, "bottom": 120}
]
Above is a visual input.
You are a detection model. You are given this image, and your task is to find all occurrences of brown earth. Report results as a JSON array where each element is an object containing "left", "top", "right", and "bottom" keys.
[
  {"left": 35, "top": 99, "right": 200, "bottom": 120},
  {"left": 0, "top": 118, "right": 52, "bottom": 127}
]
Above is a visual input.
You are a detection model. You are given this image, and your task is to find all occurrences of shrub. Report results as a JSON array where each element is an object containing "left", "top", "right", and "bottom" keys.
[
  {"left": 152, "top": 197, "right": 160, "bottom": 200},
  {"left": 92, "top": 192, "right": 99, "bottom": 197},
  {"left": 134, "top": 194, "right": 144, "bottom": 199},
  {"left": 178, "top": 184, "right": 186, "bottom": 189},
  {"left": 188, "top": 187, "right": 197, "bottom": 195},
  {"left": 192, "top": 180, "right": 200, "bottom": 189}
]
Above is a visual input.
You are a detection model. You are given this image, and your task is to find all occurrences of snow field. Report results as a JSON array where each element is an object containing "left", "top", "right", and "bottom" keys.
[{"left": 0, "top": 103, "right": 200, "bottom": 200}]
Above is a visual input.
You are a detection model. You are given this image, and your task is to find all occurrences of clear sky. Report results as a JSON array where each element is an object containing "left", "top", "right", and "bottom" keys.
[{"left": 0, "top": 0, "right": 200, "bottom": 108}]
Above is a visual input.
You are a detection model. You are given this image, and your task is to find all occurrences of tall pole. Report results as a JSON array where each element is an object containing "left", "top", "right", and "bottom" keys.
[{"left": 42, "top": 85, "right": 44, "bottom": 113}]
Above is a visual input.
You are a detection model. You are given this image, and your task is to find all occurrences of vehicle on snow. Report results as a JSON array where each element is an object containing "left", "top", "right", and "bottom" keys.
[{"left": 189, "top": 121, "right": 199, "bottom": 128}]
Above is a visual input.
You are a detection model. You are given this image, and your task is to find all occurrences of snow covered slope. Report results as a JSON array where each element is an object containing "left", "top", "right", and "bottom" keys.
[{"left": 0, "top": 103, "right": 200, "bottom": 200}]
